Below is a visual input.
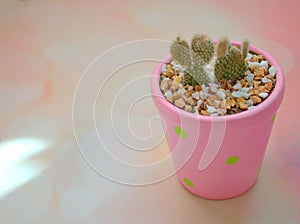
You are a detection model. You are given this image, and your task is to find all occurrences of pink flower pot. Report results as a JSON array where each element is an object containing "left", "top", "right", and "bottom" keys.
[{"left": 150, "top": 42, "right": 285, "bottom": 200}]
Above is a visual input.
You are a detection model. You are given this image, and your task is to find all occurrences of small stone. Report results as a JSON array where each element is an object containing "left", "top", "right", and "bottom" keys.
[
  {"left": 238, "top": 102, "right": 248, "bottom": 110},
  {"left": 178, "top": 88, "right": 186, "bottom": 95},
  {"left": 209, "top": 83, "right": 218, "bottom": 93},
  {"left": 192, "top": 91, "right": 200, "bottom": 100},
  {"left": 194, "top": 85, "right": 201, "bottom": 91},
  {"left": 216, "top": 90, "right": 226, "bottom": 100},
  {"left": 172, "top": 92, "right": 182, "bottom": 101},
  {"left": 261, "top": 77, "right": 271, "bottom": 83},
  {"left": 160, "top": 78, "right": 171, "bottom": 92},
  {"left": 248, "top": 62, "right": 260, "bottom": 69},
  {"left": 227, "top": 99, "right": 236, "bottom": 107},
  {"left": 200, "top": 110, "right": 209, "bottom": 116},
  {"left": 240, "top": 87, "right": 252, "bottom": 93},
  {"left": 248, "top": 106, "right": 256, "bottom": 110},
  {"left": 174, "top": 98, "right": 185, "bottom": 108},
  {"left": 209, "top": 113, "right": 218, "bottom": 116},
  {"left": 172, "top": 64, "right": 183, "bottom": 71},
  {"left": 164, "top": 90, "right": 172, "bottom": 98},
  {"left": 185, "top": 97, "right": 194, "bottom": 105},
  {"left": 236, "top": 98, "right": 246, "bottom": 103},
  {"left": 233, "top": 82, "right": 242, "bottom": 90},
  {"left": 173, "top": 76, "right": 182, "bottom": 84},
  {"left": 245, "top": 53, "right": 252, "bottom": 61},
  {"left": 265, "top": 81, "right": 272, "bottom": 92},
  {"left": 258, "top": 92, "right": 269, "bottom": 99},
  {"left": 213, "top": 100, "right": 221, "bottom": 109},
  {"left": 254, "top": 67, "right": 265, "bottom": 77},
  {"left": 197, "top": 99, "right": 203, "bottom": 106},
  {"left": 256, "top": 55, "right": 264, "bottom": 61},
  {"left": 207, "top": 105, "right": 217, "bottom": 114},
  {"left": 188, "top": 86, "right": 193, "bottom": 91},
  {"left": 269, "top": 65, "right": 277, "bottom": 77},
  {"left": 246, "top": 73, "right": 254, "bottom": 82},
  {"left": 232, "top": 91, "right": 250, "bottom": 99},
  {"left": 250, "top": 95, "right": 262, "bottom": 104},
  {"left": 186, "top": 89, "right": 194, "bottom": 96},
  {"left": 246, "top": 99, "right": 254, "bottom": 106},
  {"left": 259, "top": 60, "right": 269, "bottom": 69},
  {"left": 184, "top": 105, "right": 192, "bottom": 112},
  {"left": 220, "top": 99, "right": 227, "bottom": 109},
  {"left": 170, "top": 81, "right": 179, "bottom": 92},
  {"left": 201, "top": 84, "right": 209, "bottom": 93},
  {"left": 217, "top": 108, "right": 227, "bottom": 116},
  {"left": 199, "top": 91, "right": 208, "bottom": 99}
]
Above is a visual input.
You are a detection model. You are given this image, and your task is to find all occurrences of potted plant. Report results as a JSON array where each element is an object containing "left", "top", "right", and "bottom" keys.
[{"left": 150, "top": 34, "right": 285, "bottom": 200}]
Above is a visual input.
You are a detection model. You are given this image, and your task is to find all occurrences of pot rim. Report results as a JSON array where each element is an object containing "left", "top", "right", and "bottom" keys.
[{"left": 150, "top": 41, "right": 285, "bottom": 123}]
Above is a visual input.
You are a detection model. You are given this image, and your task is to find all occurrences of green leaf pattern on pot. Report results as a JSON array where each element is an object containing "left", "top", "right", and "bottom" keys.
[
  {"left": 183, "top": 177, "right": 194, "bottom": 187},
  {"left": 226, "top": 156, "right": 240, "bottom": 165},
  {"left": 174, "top": 126, "right": 188, "bottom": 138}
]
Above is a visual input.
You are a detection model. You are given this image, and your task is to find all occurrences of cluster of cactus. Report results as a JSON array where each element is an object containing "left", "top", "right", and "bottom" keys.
[{"left": 170, "top": 34, "right": 250, "bottom": 85}]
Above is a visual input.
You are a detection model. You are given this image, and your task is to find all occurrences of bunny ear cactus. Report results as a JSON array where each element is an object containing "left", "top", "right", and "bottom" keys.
[
  {"left": 169, "top": 34, "right": 250, "bottom": 86},
  {"left": 191, "top": 34, "right": 214, "bottom": 64},
  {"left": 170, "top": 35, "right": 211, "bottom": 86},
  {"left": 170, "top": 37, "right": 191, "bottom": 67},
  {"left": 215, "top": 37, "right": 249, "bottom": 81},
  {"left": 185, "top": 52, "right": 210, "bottom": 86}
]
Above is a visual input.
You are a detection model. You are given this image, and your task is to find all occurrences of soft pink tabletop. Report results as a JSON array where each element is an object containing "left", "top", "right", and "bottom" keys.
[{"left": 0, "top": 0, "right": 299, "bottom": 223}]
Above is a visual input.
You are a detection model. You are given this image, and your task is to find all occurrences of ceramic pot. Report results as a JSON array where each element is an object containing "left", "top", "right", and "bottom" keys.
[{"left": 150, "top": 42, "right": 285, "bottom": 200}]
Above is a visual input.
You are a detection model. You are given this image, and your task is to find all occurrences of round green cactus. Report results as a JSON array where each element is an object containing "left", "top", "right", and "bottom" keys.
[
  {"left": 170, "top": 37, "right": 191, "bottom": 67},
  {"left": 191, "top": 34, "right": 214, "bottom": 64}
]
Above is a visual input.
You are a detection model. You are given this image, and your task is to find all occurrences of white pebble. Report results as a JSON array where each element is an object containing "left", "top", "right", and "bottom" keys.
[
  {"left": 192, "top": 91, "right": 200, "bottom": 100},
  {"left": 240, "top": 87, "right": 252, "bottom": 93},
  {"left": 258, "top": 92, "right": 269, "bottom": 99},
  {"left": 188, "top": 86, "right": 194, "bottom": 91},
  {"left": 246, "top": 99, "right": 254, "bottom": 106},
  {"left": 199, "top": 91, "right": 208, "bottom": 99},
  {"left": 170, "top": 60, "right": 176, "bottom": 65},
  {"left": 216, "top": 90, "right": 226, "bottom": 99},
  {"left": 178, "top": 88, "right": 186, "bottom": 95},
  {"left": 172, "top": 64, "right": 183, "bottom": 71},
  {"left": 179, "top": 83, "right": 183, "bottom": 88},
  {"left": 246, "top": 73, "right": 254, "bottom": 82},
  {"left": 201, "top": 84, "right": 209, "bottom": 93},
  {"left": 248, "top": 62, "right": 260, "bottom": 69},
  {"left": 179, "top": 72, "right": 184, "bottom": 76},
  {"left": 269, "top": 65, "right": 277, "bottom": 77},
  {"left": 261, "top": 77, "right": 271, "bottom": 83},
  {"left": 233, "top": 82, "right": 242, "bottom": 90},
  {"left": 209, "top": 113, "right": 218, "bottom": 116},
  {"left": 248, "top": 106, "right": 256, "bottom": 110},
  {"left": 209, "top": 83, "right": 218, "bottom": 93},
  {"left": 207, "top": 105, "right": 217, "bottom": 114},
  {"left": 260, "top": 60, "right": 269, "bottom": 69},
  {"left": 245, "top": 53, "right": 252, "bottom": 61},
  {"left": 232, "top": 91, "right": 250, "bottom": 99},
  {"left": 164, "top": 90, "right": 172, "bottom": 98},
  {"left": 197, "top": 99, "right": 203, "bottom": 106}
]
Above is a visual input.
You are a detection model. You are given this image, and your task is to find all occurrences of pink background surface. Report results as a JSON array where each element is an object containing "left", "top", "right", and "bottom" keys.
[{"left": 0, "top": 0, "right": 300, "bottom": 223}]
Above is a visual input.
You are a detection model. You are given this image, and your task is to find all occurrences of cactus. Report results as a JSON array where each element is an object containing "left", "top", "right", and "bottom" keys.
[
  {"left": 185, "top": 52, "right": 210, "bottom": 85},
  {"left": 191, "top": 34, "right": 214, "bottom": 64},
  {"left": 214, "top": 37, "right": 248, "bottom": 81},
  {"left": 169, "top": 34, "right": 250, "bottom": 85},
  {"left": 170, "top": 37, "right": 191, "bottom": 67}
]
